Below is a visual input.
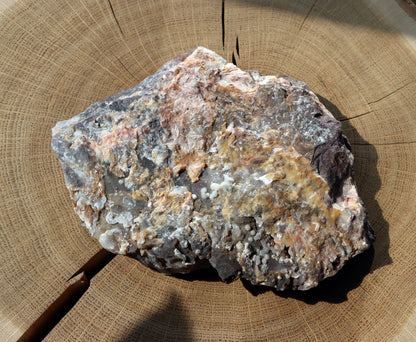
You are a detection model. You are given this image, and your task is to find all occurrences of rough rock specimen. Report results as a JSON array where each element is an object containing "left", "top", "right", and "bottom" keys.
[{"left": 52, "top": 47, "right": 375, "bottom": 290}]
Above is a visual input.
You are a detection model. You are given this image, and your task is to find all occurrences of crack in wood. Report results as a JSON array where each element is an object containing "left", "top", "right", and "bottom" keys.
[
  {"left": 317, "top": 76, "right": 327, "bottom": 89},
  {"left": 367, "top": 82, "right": 413, "bottom": 105},
  {"left": 222, "top": 0, "right": 225, "bottom": 48},
  {"left": 232, "top": 51, "right": 237, "bottom": 66},
  {"left": 17, "top": 249, "right": 115, "bottom": 342},
  {"left": 340, "top": 111, "right": 372, "bottom": 121},
  {"left": 115, "top": 55, "right": 138, "bottom": 82},
  {"left": 298, "top": 0, "right": 318, "bottom": 32},
  {"left": 107, "top": 0, "right": 124, "bottom": 36},
  {"left": 68, "top": 248, "right": 115, "bottom": 281},
  {"left": 351, "top": 141, "right": 416, "bottom": 146}
]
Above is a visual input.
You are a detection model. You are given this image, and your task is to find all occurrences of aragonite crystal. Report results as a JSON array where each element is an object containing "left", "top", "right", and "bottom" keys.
[{"left": 52, "top": 47, "right": 374, "bottom": 290}]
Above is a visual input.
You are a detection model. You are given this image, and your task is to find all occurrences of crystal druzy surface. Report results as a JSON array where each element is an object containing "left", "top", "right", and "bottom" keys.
[{"left": 52, "top": 47, "right": 374, "bottom": 290}]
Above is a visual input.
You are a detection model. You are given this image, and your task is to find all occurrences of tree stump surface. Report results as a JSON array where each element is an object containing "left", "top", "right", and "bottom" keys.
[{"left": 1, "top": 0, "right": 415, "bottom": 341}]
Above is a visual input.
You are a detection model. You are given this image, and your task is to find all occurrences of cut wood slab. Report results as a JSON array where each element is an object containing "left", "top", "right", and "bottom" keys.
[{"left": 0, "top": 0, "right": 415, "bottom": 341}]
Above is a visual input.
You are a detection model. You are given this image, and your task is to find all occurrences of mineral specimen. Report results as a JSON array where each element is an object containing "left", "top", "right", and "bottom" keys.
[{"left": 52, "top": 47, "right": 374, "bottom": 290}]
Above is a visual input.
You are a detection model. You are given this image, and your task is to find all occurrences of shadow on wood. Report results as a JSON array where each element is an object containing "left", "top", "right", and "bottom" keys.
[
  {"left": 227, "top": 0, "right": 416, "bottom": 36},
  {"left": 122, "top": 293, "right": 193, "bottom": 342},
  {"left": 174, "top": 260, "right": 222, "bottom": 283},
  {"left": 318, "top": 96, "right": 392, "bottom": 273},
  {"left": 242, "top": 246, "right": 374, "bottom": 303}
]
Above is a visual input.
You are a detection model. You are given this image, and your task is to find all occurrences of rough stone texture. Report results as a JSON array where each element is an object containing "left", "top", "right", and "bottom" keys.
[{"left": 51, "top": 47, "right": 375, "bottom": 291}]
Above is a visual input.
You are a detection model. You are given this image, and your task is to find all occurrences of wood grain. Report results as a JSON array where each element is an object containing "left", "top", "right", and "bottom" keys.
[{"left": 0, "top": 0, "right": 415, "bottom": 341}]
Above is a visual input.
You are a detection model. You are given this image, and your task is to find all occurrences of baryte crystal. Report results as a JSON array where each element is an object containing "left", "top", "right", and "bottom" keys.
[{"left": 52, "top": 47, "right": 374, "bottom": 290}]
